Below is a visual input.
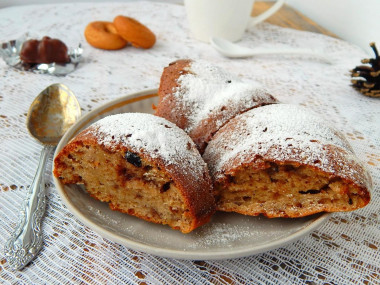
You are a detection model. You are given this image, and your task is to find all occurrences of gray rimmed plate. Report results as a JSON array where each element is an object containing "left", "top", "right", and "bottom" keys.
[{"left": 53, "top": 88, "right": 329, "bottom": 260}]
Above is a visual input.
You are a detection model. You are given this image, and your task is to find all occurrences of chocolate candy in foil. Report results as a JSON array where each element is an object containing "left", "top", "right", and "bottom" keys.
[{"left": 0, "top": 35, "right": 83, "bottom": 76}]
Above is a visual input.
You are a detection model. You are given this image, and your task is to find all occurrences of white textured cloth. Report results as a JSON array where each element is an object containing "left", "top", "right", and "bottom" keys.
[{"left": 0, "top": 2, "right": 379, "bottom": 284}]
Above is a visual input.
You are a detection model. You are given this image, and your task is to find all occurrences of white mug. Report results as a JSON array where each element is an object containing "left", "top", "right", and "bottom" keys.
[{"left": 184, "top": 0, "right": 285, "bottom": 42}]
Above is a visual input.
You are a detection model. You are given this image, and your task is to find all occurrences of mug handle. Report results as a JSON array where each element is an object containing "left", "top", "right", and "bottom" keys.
[{"left": 249, "top": 0, "right": 286, "bottom": 27}]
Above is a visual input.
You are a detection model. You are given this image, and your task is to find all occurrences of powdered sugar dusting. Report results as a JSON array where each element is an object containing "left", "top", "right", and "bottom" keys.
[
  {"left": 203, "top": 104, "right": 371, "bottom": 188},
  {"left": 189, "top": 223, "right": 263, "bottom": 248},
  {"left": 88, "top": 113, "right": 206, "bottom": 178},
  {"left": 173, "top": 60, "right": 276, "bottom": 132}
]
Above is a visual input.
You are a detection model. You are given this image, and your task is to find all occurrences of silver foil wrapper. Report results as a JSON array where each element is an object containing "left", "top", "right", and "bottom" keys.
[{"left": 0, "top": 35, "right": 83, "bottom": 76}]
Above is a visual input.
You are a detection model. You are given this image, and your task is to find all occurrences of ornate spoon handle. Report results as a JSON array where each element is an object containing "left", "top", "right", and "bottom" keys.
[{"left": 4, "top": 145, "right": 54, "bottom": 270}]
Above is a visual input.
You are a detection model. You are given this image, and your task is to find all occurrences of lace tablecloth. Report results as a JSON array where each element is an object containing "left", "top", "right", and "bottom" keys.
[{"left": 0, "top": 2, "right": 379, "bottom": 284}]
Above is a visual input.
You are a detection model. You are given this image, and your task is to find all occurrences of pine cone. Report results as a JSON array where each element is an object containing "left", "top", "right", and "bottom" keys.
[{"left": 351, "top": 42, "right": 380, "bottom": 98}]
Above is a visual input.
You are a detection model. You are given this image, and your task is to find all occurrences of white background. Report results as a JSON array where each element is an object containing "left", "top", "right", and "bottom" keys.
[
  {"left": 0, "top": 0, "right": 379, "bottom": 54},
  {"left": 286, "top": 0, "right": 380, "bottom": 55}
]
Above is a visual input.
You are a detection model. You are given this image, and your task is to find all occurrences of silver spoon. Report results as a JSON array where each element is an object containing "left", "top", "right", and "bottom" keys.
[
  {"left": 4, "top": 83, "right": 81, "bottom": 270},
  {"left": 210, "top": 37, "right": 332, "bottom": 63}
]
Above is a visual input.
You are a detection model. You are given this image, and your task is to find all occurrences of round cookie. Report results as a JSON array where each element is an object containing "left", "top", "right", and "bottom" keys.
[
  {"left": 84, "top": 21, "right": 128, "bottom": 50},
  {"left": 113, "top": 15, "right": 156, "bottom": 49}
]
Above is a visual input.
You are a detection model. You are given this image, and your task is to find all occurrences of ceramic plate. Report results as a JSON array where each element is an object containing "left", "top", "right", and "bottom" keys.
[{"left": 53, "top": 88, "right": 329, "bottom": 260}]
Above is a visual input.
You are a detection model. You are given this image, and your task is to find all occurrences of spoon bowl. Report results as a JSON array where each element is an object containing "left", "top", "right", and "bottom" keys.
[
  {"left": 27, "top": 84, "right": 81, "bottom": 144},
  {"left": 210, "top": 37, "right": 332, "bottom": 63},
  {"left": 4, "top": 83, "right": 81, "bottom": 270}
]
